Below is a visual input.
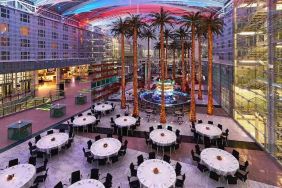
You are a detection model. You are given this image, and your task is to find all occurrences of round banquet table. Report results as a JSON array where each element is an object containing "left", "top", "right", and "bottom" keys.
[
  {"left": 195, "top": 124, "right": 222, "bottom": 139},
  {"left": 114, "top": 116, "right": 137, "bottom": 128},
  {"left": 200, "top": 148, "right": 239, "bottom": 176},
  {"left": 73, "top": 115, "right": 96, "bottom": 127},
  {"left": 94, "top": 104, "right": 112, "bottom": 112},
  {"left": 0, "top": 164, "right": 36, "bottom": 188},
  {"left": 36, "top": 132, "right": 69, "bottom": 152},
  {"left": 68, "top": 179, "right": 105, "bottom": 188},
  {"left": 150, "top": 129, "right": 177, "bottom": 146},
  {"left": 137, "top": 159, "right": 176, "bottom": 188},
  {"left": 90, "top": 138, "right": 121, "bottom": 159}
]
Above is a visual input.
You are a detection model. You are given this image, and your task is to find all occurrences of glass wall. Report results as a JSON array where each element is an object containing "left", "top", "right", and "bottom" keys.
[{"left": 234, "top": 0, "right": 282, "bottom": 163}]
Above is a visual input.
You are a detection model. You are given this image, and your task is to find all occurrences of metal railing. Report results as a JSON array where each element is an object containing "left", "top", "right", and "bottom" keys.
[{"left": 0, "top": 90, "right": 65, "bottom": 118}]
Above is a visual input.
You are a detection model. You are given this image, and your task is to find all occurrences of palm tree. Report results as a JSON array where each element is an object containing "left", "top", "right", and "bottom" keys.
[
  {"left": 125, "top": 14, "right": 146, "bottom": 117},
  {"left": 110, "top": 17, "right": 128, "bottom": 109},
  {"left": 174, "top": 27, "right": 188, "bottom": 92},
  {"left": 150, "top": 7, "right": 174, "bottom": 124},
  {"left": 203, "top": 12, "right": 224, "bottom": 115},
  {"left": 181, "top": 12, "right": 202, "bottom": 122},
  {"left": 183, "top": 41, "right": 191, "bottom": 92},
  {"left": 141, "top": 27, "right": 156, "bottom": 90},
  {"left": 196, "top": 20, "right": 206, "bottom": 100},
  {"left": 164, "top": 28, "right": 172, "bottom": 79},
  {"left": 169, "top": 40, "right": 178, "bottom": 80}
]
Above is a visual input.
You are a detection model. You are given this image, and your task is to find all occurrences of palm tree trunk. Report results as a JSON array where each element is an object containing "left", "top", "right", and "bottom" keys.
[
  {"left": 133, "top": 28, "right": 139, "bottom": 117},
  {"left": 173, "top": 49, "right": 176, "bottom": 80},
  {"left": 181, "top": 38, "right": 186, "bottom": 92},
  {"left": 198, "top": 35, "right": 203, "bottom": 100},
  {"left": 160, "top": 24, "right": 166, "bottom": 124},
  {"left": 189, "top": 24, "right": 196, "bottom": 122},
  {"left": 121, "top": 33, "right": 126, "bottom": 109},
  {"left": 207, "top": 25, "right": 213, "bottom": 115},
  {"left": 147, "top": 38, "right": 151, "bottom": 90},
  {"left": 165, "top": 37, "right": 168, "bottom": 79}
]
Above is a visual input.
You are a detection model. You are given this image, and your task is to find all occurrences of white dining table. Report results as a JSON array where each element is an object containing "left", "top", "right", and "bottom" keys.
[
  {"left": 150, "top": 129, "right": 177, "bottom": 146},
  {"left": 195, "top": 124, "right": 222, "bottom": 139},
  {"left": 200, "top": 148, "right": 239, "bottom": 176},
  {"left": 36, "top": 132, "right": 69, "bottom": 152},
  {"left": 94, "top": 104, "right": 112, "bottom": 112},
  {"left": 73, "top": 115, "right": 96, "bottom": 127},
  {"left": 0, "top": 164, "right": 36, "bottom": 188},
  {"left": 90, "top": 138, "right": 121, "bottom": 159},
  {"left": 114, "top": 116, "right": 137, "bottom": 128},
  {"left": 137, "top": 159, "right": 176, "bottom": 188},
  {"left": 68, "top": 179, "right": 105, "bottom": 188}
]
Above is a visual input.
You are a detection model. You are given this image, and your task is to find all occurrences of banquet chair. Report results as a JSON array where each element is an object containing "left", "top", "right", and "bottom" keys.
[
  {"left": 70, "top": 170, "right": 82, "bottom": 184},
  {"left": 35, "top": 135, "right": 41, "bottom": 143},
  {"left": 118, "top": 135, "right": 123, "bottom": 143},
  {"left": 191, "top": 124, "right": 196, "bottom": 133},
  {"left": 34, "top": 168, "right": 49, "bottom": 184},
  {"left": 197, "top": 163, "right": 209, "bottom": 173},
  {"left": 175, "top": 162, "right": 182, "bottom": 175},
  {"left": 50, "top": 148, "right": 59, "bottom": 157},
  {"left": 28, "top": 142, "right": 37, "bottom": 151},
  {"left": 175, "top": 173, "right": 186, "bottom": 188},
  {"left": 137, "top": 155, "right": 144, "bottom": 166},
  {"left": 221, "top": 129, "right": 229, "bottom": 146},
  {"left": 47, "top": 130, "right": 54, "bottom": 135},
  {"left": 149, "top": 152, "right": 156, "bottom": 159},
  {"left": 195, "top": 144, "right": 201, "bottom": 155},
  {"left": 208, "top": 121, "right": 213, "bottom": 124},
  {"left": 118, "top": 145, "right": 127, "bottom": 157},
  {"left": 97, "top": 102, "right": 101, "bottom": 105},
  {"left": 8, "top": 158, "right": 19, "bottom": 167},
  {"left": 28, "top": 156, "right": 36, "bottom": 166},
  {"left": 157, "top": 125, "right": 162, "bottom": 129},
  {"left": 163, "top": 155, "right": 171, "bottom": 163},
  {"left": 129, "top": 163, "right": 137, "bottom": 176},
  {"left": 151, "top": 143, "right": 159, "bottom": 155},
  {"left": 144, "top": 132, "right": 152, "bottom": 148},
  {"left": 235, "top": 170, "right": 249, "bottom": 182},
  {"left": 77, "top": 113, "right": 83, "bottom": 117},
  {"left": 35, "top": 150, "right": 47, "bottom": 159},
  {"left": 240, "top": 160, "right": 249, "bottom": 171},
  {"left": 209, "top": 171, "right": 220, "bottom": 181},
  {"left": 95, "top": 135, "right": 101, "bottom": 141},
  {"left": 175, "top": 129, "right": 181, "bottom": 137},
  {"left": 197, "top": 119, "right": 203, "bottom": 124},
  {"left": 226, "top": 175, "right": 238, "bottom": 184},
  {"left": 87, "top": 112, "right": 92, "bottom": 116},
  {"left": 167, "top": 126, "right": 173, "bottom": 131},
  {"left": 70, "top": 117, "right": 75, "bottom": 123},
  {"left": 217, "top": 124, "right": 223, "bottom": 130},
  {"left": 128, "top": 176, "right": 140, "bottom": 188},
  {"left": 89, "top": 168, "right": 100, "bottom": 180},
  {"left": 232, "top": 149, "right": 240, "bottom": 160},
  {"left": 116, "top": 114, "right": 121, "bottom": 118},
  {"left": 191, "top": 150, "right": 200, "bottom": 163},
  {"left": 107, "top": 133, "right": 113, "bottom": 138},
  {"left": 102, "top": 173, "right": 113, "bottom": 188},
  {"left": 149, "top": 126, "right": 154, "bottom": 132},
  {"left": 82, "top": 147, "right": 91, "bottom": 158},
  {"left": 98, "top": 158, "right": 107, "bottom": 166},
  {"left": 59, "top": 129, "right": 65, "bottom": 133},
  {"left": 87, "top": 140, "right": 93, "bottom": 150},
  {"left": 54, "top": 181, "right": 64, "bottom": 188},
  {"left": 36, "top": 159, "right": 48, "bottom": 173},
  {"left": 109, "top": 155, "right": 119, "bottom": 164}
]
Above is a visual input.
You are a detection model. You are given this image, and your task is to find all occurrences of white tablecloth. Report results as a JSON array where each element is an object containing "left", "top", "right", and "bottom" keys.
[
  {"left": 114, "top": 116, "right": 137, "bottom": 128},
  {"left": 94, "top": 104, "right": 112, "bottom": 112},
  {"left": 68, "top": 179, "right": 105, "bottom": 188},
  {"left": 150, "top": 129, "right": 177, "bottom": 146},
  {"left": 73, "top": 116, "right": 96, "bottom": 127},
  {"left": 36, "top": 133, "right": 69, "bottom": 152},
  {"left": 195, "top": 124, "right": 222, "bottom": 139},
  {"left": 90, "top": 138, "right": 121, "bottom": 159},
  {"left": 0, "top": 164, "right": 36, "bottom": 188},
  {"left": 137, "top": 159, "right": 176, "bottom": 188},
  {"left": 200, "top": 148, "right": 239, "bottom": 176}
]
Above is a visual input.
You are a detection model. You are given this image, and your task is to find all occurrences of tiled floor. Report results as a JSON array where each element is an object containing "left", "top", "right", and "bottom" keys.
[{"left": 0, "top": 134, "right": 279, "bottom": 187}]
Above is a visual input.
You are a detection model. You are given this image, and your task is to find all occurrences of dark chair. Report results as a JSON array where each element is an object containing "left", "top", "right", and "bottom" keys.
[
  {"left": 47, "top": 130, "right": 54, "bottom": 135},
  {"left": 50, "top": 148, "right": 59, "bottom": 157},
  {"left": 118, "top": 145, "right": 127, "bottom": 156},
  {"left": 34, "top": 168, "right": 48, "bottom": 184},
  {"left": 98, "top": 158, "right": 107, "bottom": 166},
  {"left": 175, "top": 129, "right": 181, "bottom": 137},
  {"left": 191, "top": 150, "right": 200, "bottom": 163},
  {"left": 208, "top": 121, "right": 213, "bottom": 124},
  {"left": 157, "top": 125, "right": 162, "bottom": 129},
  {"left": 28, "top": 156, "right": 36, "bottom": 166},
  {"left": 197, "top": 163, "right": 208, "bottom": 173},
  {"left": 221, "top": 129, "right": 229, "bottom": 145},
  {"left": 123, "top": 140, "right": 128, "bottom": 147},
  {"left": 30, "top": 183, "right": 39, "bottom": 188},
  {"left": 59, "top": 129, "right": 65, "bottom": 133},
  {"left": 8, "top": 159, "right": 19, "bottom": 167},
  {"left": 217, "top": 124, "right": 223, "bottom": 130},
  {"left": 232, "top": 149, "right": 240, "bottom": 160},
  {"left": 209, "top": 171, "right": 220, "bottom": 181},
  {"left": 149, "top": 126, "right": 154, "bottom": 132},
  {"left": 235, "top": 170, "right": 249, "bottom": 182},
  {"left": 83, "top": 147, "right": 91, "bottom": 158},
  {"left": 28, "top": 142, "right": 37, "bottom": 151},
  {"left": 78, "top": 113, "right": 83, "bottom": 117},
  {"left": 70, "top": 170, "right": 81, "bottom": 184},
  {"left": 116, "top": 114, "right": 121, "bottom": 118},
  {"left": 195, "top": 144, "right": 201, "bottom": 155},
  {"left": 87, "top": 140, "right": 93, "bottom": 150},
  {"left": 103, "top": 173, "right": 113, "bottom": 188},
  {"left": 87, "top": 112, "right": 92, "bottom": 116},
  {"left": 54, "top": 181, "right": 63, "bottom": 188},
  {"left": 204, "top": 137, "right": 211, "bottom": 148},
  {"left": 175, "top": 173, "right": 186, "bottom": 187},
  {"left": 226, "top": 175, "right": 238, "bottom": 184},
  {"left": 95, "top": 135, "right": 101, "bottom": 141},
  {"left": 149, "top": 152, "right": 156, "bottom": 159},
  {"left": 90, "top": 168, "right": 99, "bottom": 180},
  {"left": 167, "top": 126, "right": 172, "bottom": 131},
  {"left": 35, "top": 135, "right": 41, "bottom": 143},
  {"left": 144, "top": 132, "right": 152, "bottom": 146},
  {"left": 35, "top": 150, "right": 47, "bottom": 159},
  {"left": 137, "top": 155, "right": 144, "bottom": 166},
  {"left": 198, "top": 119, "right": 203, "bottom": 124},
  {"left": 107, "top": 133, "right": 113, "bottom": 138},
  {"left": 70, "top": 117, "right": 75, "bottom": 123},
  {"left": 128, "top": 176, "right": 140, "bottom": 188},
  {"left": 109, "top": 155, "right": 119, "bottom": 164},
  {"left": 163, "top": 155, "right": 171, "bottom": 163},
  {"left": 240, "top": 160, "right": 249, "bottom": 171},
  {"left": 36, "top": 159, "right": 48, "bottom": 173},
  {"left": 118, "top": 135, "right": 123, "bottom": 142},
  {"left": 175, "top": 162, "right": 182, "bottom": 175}
]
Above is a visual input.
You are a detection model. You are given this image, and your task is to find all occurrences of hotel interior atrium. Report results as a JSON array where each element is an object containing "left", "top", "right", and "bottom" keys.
[{"left": 0, "top": 0, "right": 281, "bottom": 187}]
